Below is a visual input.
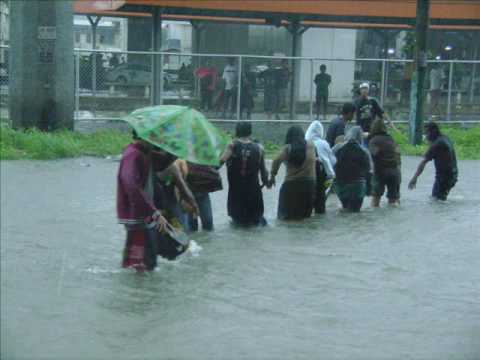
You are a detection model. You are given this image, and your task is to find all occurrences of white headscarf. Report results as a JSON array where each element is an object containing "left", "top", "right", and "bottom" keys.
[{"left": 305, "top": 121, "right": 336, "bottom": 178}]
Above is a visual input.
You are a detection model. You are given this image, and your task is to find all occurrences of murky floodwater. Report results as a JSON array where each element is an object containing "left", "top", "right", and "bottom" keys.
[{"left": 1, "top": 156, "right": 479, "bottom": 360}]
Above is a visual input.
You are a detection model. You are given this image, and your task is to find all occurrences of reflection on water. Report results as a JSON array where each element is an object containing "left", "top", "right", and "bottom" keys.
[{"left": 1, "top": 157, "right": 480, "bottom": 360}]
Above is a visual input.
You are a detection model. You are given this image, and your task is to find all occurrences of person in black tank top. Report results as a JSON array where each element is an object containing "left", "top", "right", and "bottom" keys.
[{"left": 221, "top": 122, "right": 269, "bottom": 226}]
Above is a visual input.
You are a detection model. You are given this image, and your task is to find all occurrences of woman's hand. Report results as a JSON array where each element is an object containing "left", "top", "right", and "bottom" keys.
[
  {"left": 151, "top": 211, "right": 167, "bottom": 232},
  {"left": 408, "top": 177, "right": 417, "bottom": 190}
]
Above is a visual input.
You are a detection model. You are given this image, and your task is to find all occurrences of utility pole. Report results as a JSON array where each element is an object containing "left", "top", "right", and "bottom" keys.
[
  {"left": 9, "top": 0, "right": 74, "bottom": 130},
  {"left": 409, "top": 0, "right": 430, "bottom": 145}
]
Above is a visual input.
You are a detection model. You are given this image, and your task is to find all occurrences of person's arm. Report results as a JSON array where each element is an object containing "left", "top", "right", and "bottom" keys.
[
  {"left": 259, "top": 146, "right": 269, "bottom": 187},
  {"left": 368, "top": 138, "right": 380, "bottom": 158},
  {"left": 382, "top": 111, "right": 398, "bottom": 131},
  {"left": 219, "top": 142, "right": 234, "bottom": 167},
  {"left": 408, "top": 158, "right": 429, "bottom": 190},
  {"left": 166, "top": 163, "right": 199, "bottom": 215},
  {"left": 269, "top": 146, "right": 288, "bottom": 186},
  {"left": 314, "top": 75, "right": 319, "bottom": 85},
  {"left": 326, "top": 143, "right": 337, "bottom": 167},
  {"left": 327, "top": 74, "right": 332, "bottom": 85}
]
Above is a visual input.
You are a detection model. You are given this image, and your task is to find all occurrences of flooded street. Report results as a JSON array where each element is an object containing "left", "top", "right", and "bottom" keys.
[{"left": 1, "top": 156, "right": 479, "bottom": 360}]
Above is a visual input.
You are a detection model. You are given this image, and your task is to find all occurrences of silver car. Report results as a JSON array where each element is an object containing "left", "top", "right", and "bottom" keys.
[{"left": 105, "top": 63, "right": 176, "bottom": 89}]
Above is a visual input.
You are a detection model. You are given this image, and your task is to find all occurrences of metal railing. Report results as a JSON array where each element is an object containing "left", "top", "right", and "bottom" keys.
[
  {"left": 1, "top": 45, "right": 479, "bottom": 126},
  {"left": 72, "top": 48, "right": 480, "bottom": 124}
]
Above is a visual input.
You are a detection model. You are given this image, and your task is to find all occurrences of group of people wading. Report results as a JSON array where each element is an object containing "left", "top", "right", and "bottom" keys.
[{"left": 117, "top": 93, "right": 458, "bottom": 271}]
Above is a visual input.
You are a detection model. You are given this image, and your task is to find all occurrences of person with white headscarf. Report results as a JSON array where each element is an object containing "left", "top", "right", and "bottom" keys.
[
  {"left": 305, "top": 120, "right": 336, "bottom": 214},
  {"left": 333, "top": 126, "right": 372, "bottom": 212},
  {"left": 305, "top": 120, "right": 336, "bottom": 178}
]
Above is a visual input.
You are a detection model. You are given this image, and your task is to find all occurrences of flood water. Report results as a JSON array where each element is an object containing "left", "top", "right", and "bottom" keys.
[{"left": 1, "top": 156, "right": 479, "bottom": 360}]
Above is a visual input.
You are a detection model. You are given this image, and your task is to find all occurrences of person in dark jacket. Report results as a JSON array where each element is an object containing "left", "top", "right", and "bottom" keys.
[
  {"left": 333, "top": 126, "right": 372, "bottom": 212},
  {"left": 368, "top": 119, "right": 402, "bottom": 207},
  {"left": 221, "top": 122, "right": 269, "bottom": 226},
  {"left": 240, "top": 64, "right": 256, "bottom": 120},
  {"left": 408, "top": 122, "right": 458, "bottom": 201}
]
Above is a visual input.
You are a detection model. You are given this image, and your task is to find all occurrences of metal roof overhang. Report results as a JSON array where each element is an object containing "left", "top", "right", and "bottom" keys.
[{"left": 74, "top": 0, "right": 480, "bottom": 30}]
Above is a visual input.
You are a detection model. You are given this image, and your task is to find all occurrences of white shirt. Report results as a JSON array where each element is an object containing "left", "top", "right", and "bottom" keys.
[{"left": 223, "top": 65, "right": 237, "bottom": 90}]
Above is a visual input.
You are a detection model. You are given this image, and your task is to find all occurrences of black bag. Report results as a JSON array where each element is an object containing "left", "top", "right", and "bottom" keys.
[{"left": 157, "top": 223, "right": 190, "bottom": 261}]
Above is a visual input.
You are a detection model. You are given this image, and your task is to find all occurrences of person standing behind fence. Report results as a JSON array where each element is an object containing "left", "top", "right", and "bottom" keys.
[
  {"left": 240, "top": 64, "right": 256, "bottom": 120},
  {"left": 196, "top": 60, "right": 218, "bottom": 112},
  {"left": 260, "top": 62, "right": 281, "bottom": 120},
  {"left": 269, "top": 126, "right": 317, "bottom": 220},
  {"left": 326, "top": 102, "right": 355, "bottom": 148},
  {"left": 222, "top": 57, "right": 238, "bottom": 119},
  {"left": 368, "top": 119, "right": 402, "bottom": 207},
  {"left": 221, "top": 122, "right": 269, "bottom": 226},
  {"left": 314, "top": 64, "right": 332, "bottom": 120},
  {"left": 277, "top": 59, "right": 291, "bottom": 111}
]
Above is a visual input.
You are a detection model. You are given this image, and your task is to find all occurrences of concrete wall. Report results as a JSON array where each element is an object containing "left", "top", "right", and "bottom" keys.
[
  {"left": 9, "top": 0, "right": 74, "bottom": 129},
  {"left": 299, "top": 28, "right": 357, "bottom": 102}
]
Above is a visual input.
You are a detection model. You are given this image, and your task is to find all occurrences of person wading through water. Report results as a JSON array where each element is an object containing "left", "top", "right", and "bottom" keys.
[
  {"left": 408, "top": 122, "right": 458, "bottom": 201},
  {"left": 221, "top": 122, "right": 269, "bottom": 226},
  {"left": 270, "top": 126, "right": 317, "bottom": 220}
]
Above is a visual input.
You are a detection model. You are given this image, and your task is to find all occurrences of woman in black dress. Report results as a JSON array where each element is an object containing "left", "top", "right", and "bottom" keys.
[{"left": 221, "top": 122, "right": 269, "bottom": 226}]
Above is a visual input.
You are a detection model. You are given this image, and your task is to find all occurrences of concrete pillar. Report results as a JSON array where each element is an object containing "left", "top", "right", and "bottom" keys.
[{"left": 9, "top": 0, "right": 74, "bottom": 130}]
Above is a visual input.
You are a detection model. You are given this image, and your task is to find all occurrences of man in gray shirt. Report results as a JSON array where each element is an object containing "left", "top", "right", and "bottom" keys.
[{"left": 326, "top": 102, "right": 355, "bottom": 148}]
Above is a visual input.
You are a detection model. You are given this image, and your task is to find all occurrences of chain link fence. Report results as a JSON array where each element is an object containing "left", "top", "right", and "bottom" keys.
[
  {"left": 74, "top": 49, "right": 480, "bottom": 126},
  {"left": 0, "top": 45, "right": 478, "bottom": 128}
]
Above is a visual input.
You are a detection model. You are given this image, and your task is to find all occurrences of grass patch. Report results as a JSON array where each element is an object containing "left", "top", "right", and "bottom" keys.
[
  {"left": 391, "top": 125, "right": 480, "bottom": 160},
  {"left": 0, "top": 125, "right": 131, "bottom": 160},
  {"left": 1, "top": 124, "right": 479, "bottom": 161}
]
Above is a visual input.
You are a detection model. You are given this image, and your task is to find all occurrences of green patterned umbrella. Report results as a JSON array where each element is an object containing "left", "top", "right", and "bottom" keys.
[{"left": 123, "top": 105, "right": 229, "bottom": 166}]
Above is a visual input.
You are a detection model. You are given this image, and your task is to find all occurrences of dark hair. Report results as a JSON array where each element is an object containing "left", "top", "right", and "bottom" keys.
[
  {"left": 370, "top": 118, "right": 387, "bottom": 137},
  {"left": 320, "top": 64, "right": 326, "bottom": 71},
  {"left": 236, "top": 121, "right": 252, "bottom": 138},
  {"left": 425, "top": 122, "right": 441, "bottom": 141},
  {"left": 341, "top": 102, "right": 355, "bottom": 115},
  {"left": 132, "top": 129, "right": 139, "bottom": 140},
  {"left": 285, "top": 126, "right": 307, "bottom": 167}
]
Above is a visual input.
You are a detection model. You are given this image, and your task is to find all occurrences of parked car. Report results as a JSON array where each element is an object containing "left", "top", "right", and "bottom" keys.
[{"left": 105, "top": 63, "right": 177, "bottom": 89}]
